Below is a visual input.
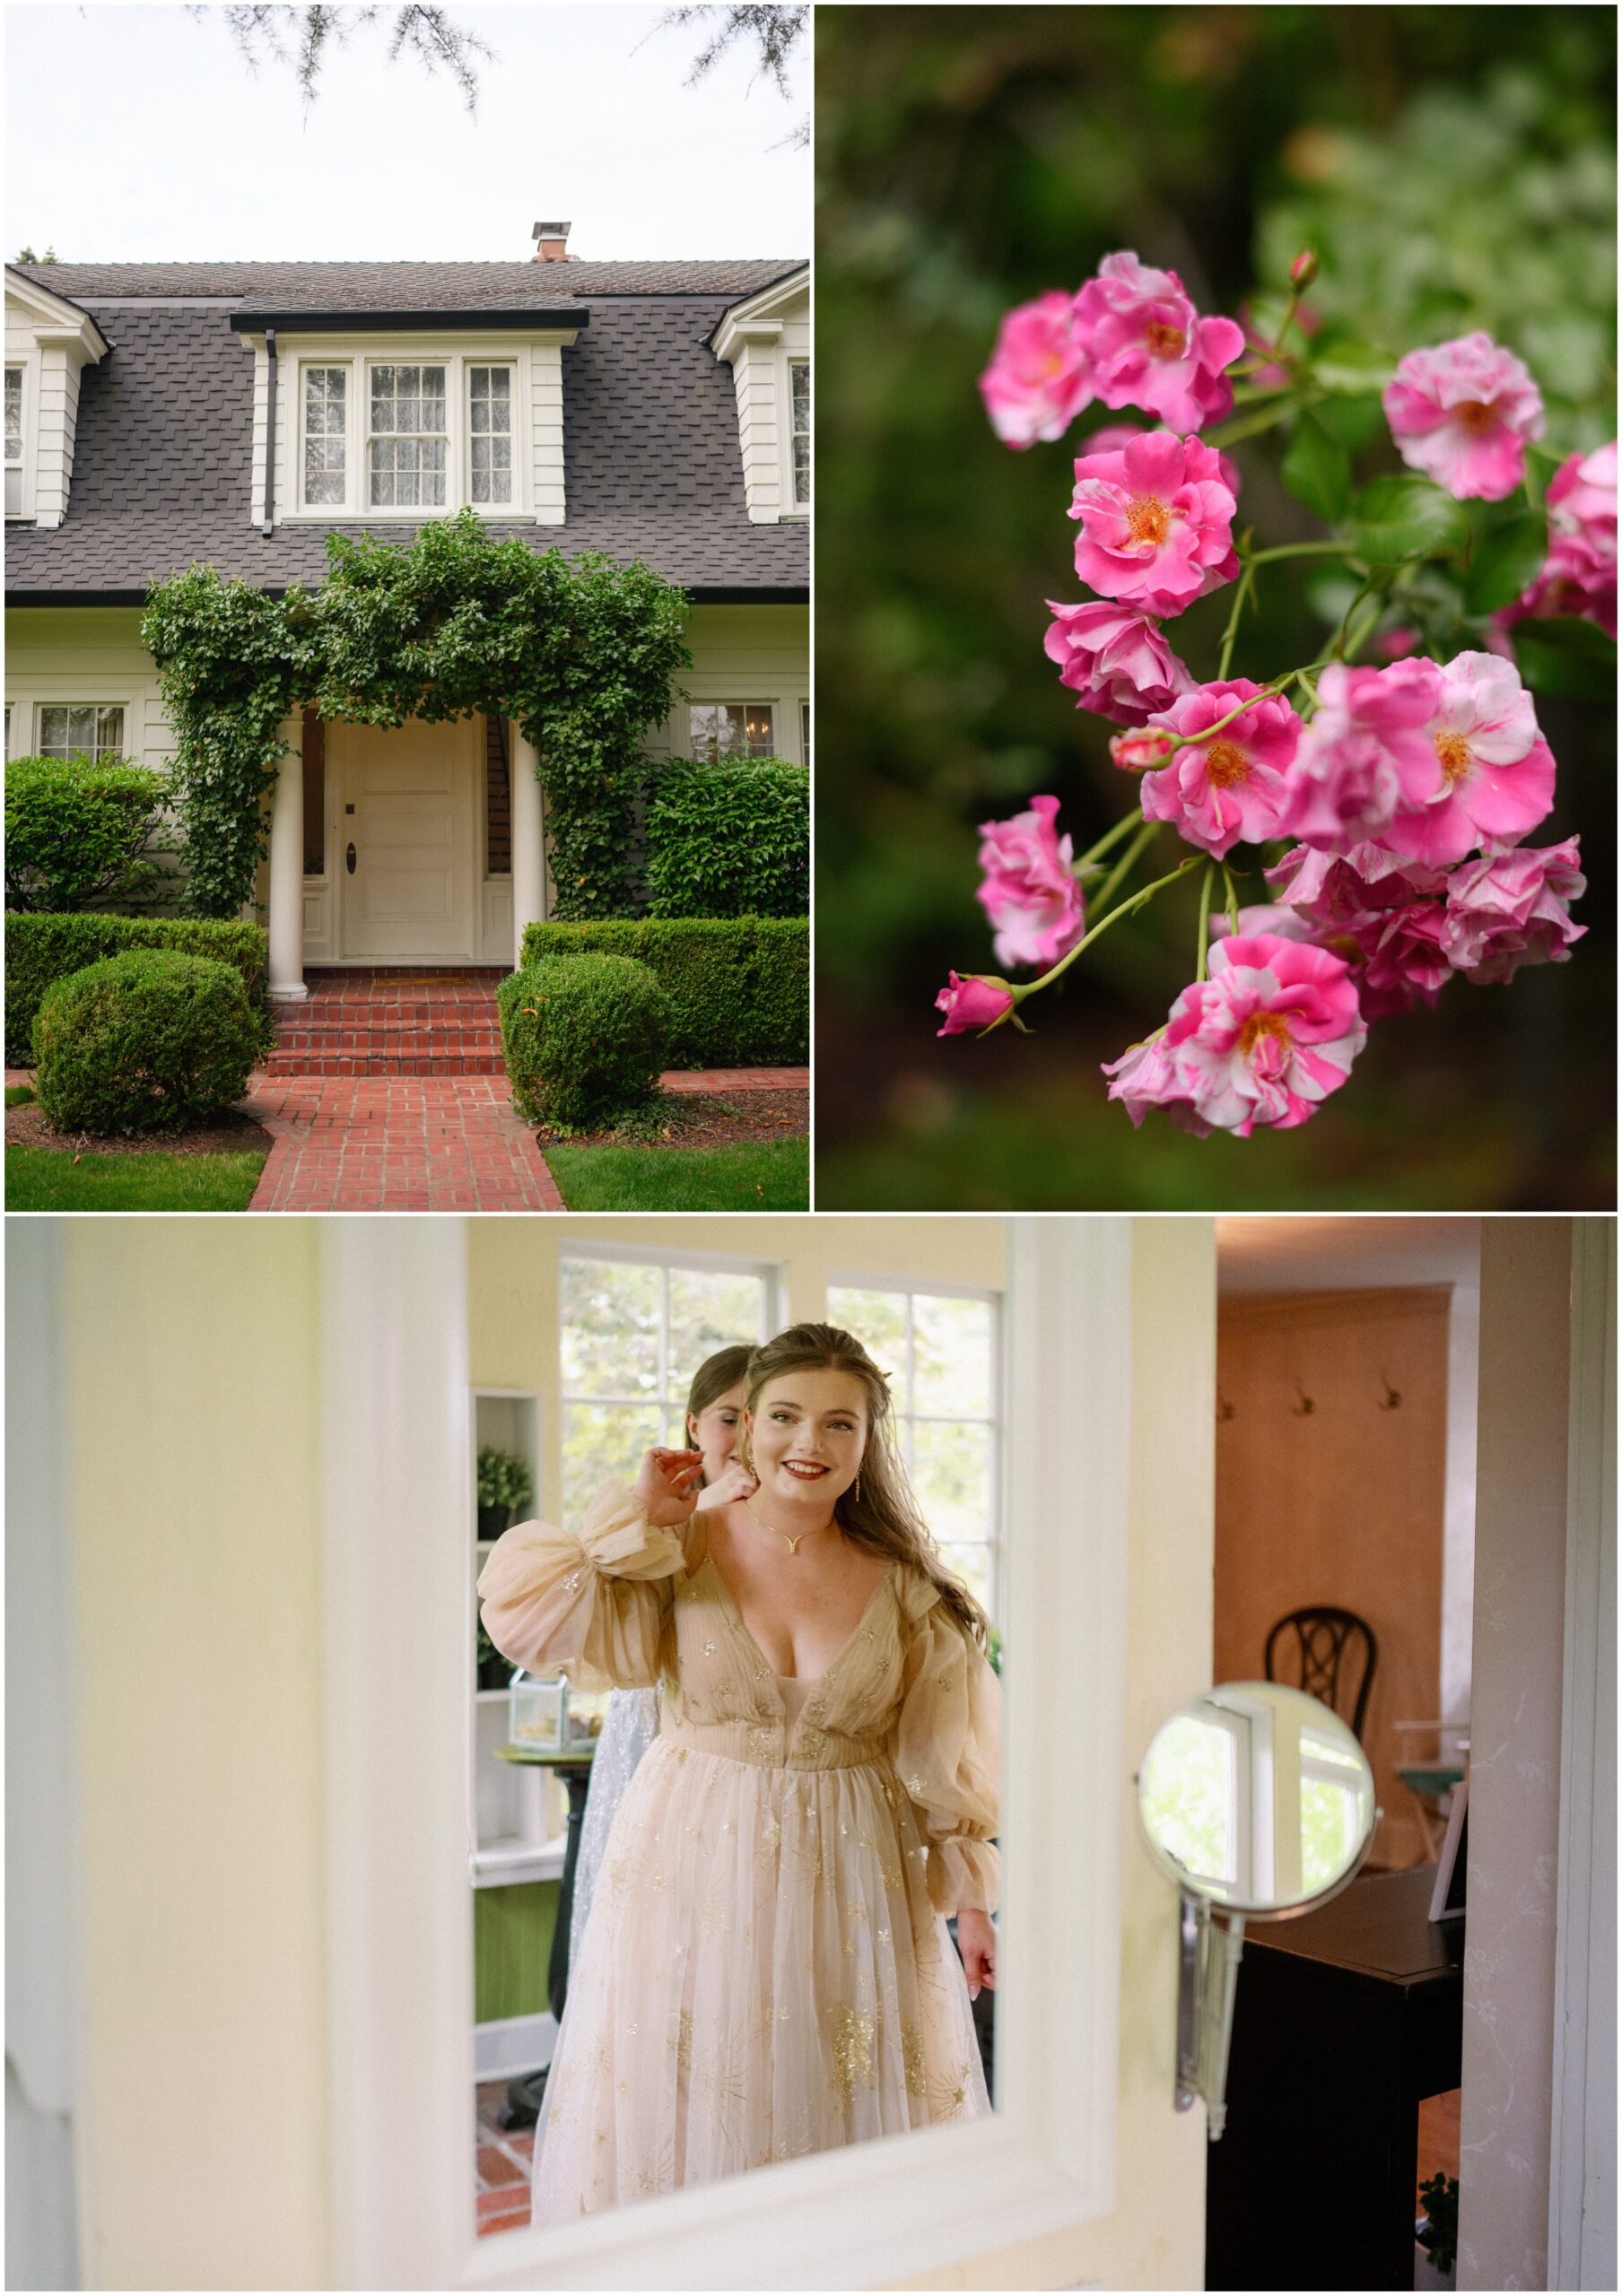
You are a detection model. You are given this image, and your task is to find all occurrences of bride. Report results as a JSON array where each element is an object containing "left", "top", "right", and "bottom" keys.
[{"left": 477, "top": 1321, "right": 1000, "bottom": 2216}]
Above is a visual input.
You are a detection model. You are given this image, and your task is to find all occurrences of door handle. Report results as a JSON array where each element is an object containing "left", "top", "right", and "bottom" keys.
[{"left": 346, "top": 842, "right": 356, "bottom": 875}]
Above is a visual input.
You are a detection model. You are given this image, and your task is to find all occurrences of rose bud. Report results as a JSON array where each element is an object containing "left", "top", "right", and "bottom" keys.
[{"left": 1110, "top": 727, "right": 1178, "bottom": 772}]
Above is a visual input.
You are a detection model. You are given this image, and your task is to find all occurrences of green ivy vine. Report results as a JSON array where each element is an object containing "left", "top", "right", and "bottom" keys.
[{"left": 141, "top": 510, "right": 693, "bottom": 921}]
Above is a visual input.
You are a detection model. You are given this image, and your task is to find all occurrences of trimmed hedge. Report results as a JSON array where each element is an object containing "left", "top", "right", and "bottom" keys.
[
  {"left": 498, "top": 954, "right": 672, "bottom": 1131},
  {"left": 33, "top": 950, "right": 263, "bottom": 1136},
  {"left": 644, "top": 756, "right": 808, "bottom": 918},
  {"left": 5, "top": 752, "right": 170, "bottom": 914},
  {"left": 519, "top": 918, "right": 807, "bottom": 1067},
  {"left": 5, "top": 914, "right": 270, "bottom": 1068}
]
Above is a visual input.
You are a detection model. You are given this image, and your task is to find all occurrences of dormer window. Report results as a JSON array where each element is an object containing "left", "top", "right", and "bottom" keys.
[
  {"left": 302, "top": 367, "right": 347, "bottom": 507},
  {"left": 468, "top": 366, "right": 513, "bottom": 505},
  {"left": 368, "top": 363, "right": 448, "bottom": 508},
  {"left": 5, "top": 366, "right": 24, "bottom": 517},
  {"left": 789, "top": 360, "right": 809, "bottom": 508}
]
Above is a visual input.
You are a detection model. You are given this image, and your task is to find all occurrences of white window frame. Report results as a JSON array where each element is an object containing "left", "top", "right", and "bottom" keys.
[
  {"left": 465, "top": 362, "right": 517, "bottom": 510},
  {"left": 319, "top": 1216, "right": 1129, "bottom": 2291},
  {"left": 365, "top": 358, "right": 450, "bottom": 511},
  {"left": 35, "top": 702, "right": 129, "bottom": 761},
  {"left": 281, "top": 342, "right": 540, "bottom": 523},
  {"left": 687, "top": 700, "right": 777, "bottom": 761},
  {"left": 557, "top": 1242, "right": 783, "bottom": 1528},
  {"left": 787, "top": 356, "right": 809, "bottom": 510},
  {"left": 829, "top": 1273, "right": 1004, "bottom": 1627}
]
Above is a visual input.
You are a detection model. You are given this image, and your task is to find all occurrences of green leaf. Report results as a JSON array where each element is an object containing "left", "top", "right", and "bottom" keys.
[
  {"left": 1510, "top": 616, "right": 1618, "bottom": 701},
  {"left": 1312, "top": 392, "right": 1386, "bottom": 452},
  {"left": 1311, "top": 342, "right": 1398, "bottom": 396},
  {"left": 1280, "top": 410, "right": 1352, "bottom": 523},
  {"left": 1463, "top": 511, "right": 1549, "bottom": 614},
  {"left": 1351, "top": 474, "right": 1470, "bottom": 565}
]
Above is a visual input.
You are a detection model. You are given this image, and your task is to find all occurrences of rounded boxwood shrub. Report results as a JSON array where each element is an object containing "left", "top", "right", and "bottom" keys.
[
  {"left": 5, "top": 914, "right": 270, "bottom": 1068},
  {"left": 519, "top": 917, "right": 807, "bottom": 1067},
  {"left": 32, "top": 950, "right": 263, "bottom": 1137},
  {"left": 4, "top": 752, "right": 170, "bottom": 914},
  {"left": 498, "top": 954, "right": 672, "bottom": 1131}
]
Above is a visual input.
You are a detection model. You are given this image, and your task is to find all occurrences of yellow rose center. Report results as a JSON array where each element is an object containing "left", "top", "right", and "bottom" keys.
[
  {"left": 1203, "top": 739, "right": 1251, "bottom": 787},
  {"left": 1435, "top": 730, "right": 1474, "bottom": 785},
  {"left": 1237, "top": 1010, "right": 1294, "bottom": 1060},
  {"left": 1126, "top": 494, "right": 1171, "bottom": 547},
  {"left": 1452, "top": 399, "right": 1498, "bottom": 435},
  {"left": 1036, "top": 351, "right": 1063, "bottom": 380},
  {"left": 1145, "top": 320, "right": 1187, "bottom": 360}
]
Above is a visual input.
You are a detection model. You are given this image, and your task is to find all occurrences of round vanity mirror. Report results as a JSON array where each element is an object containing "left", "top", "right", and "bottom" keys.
[{"left": 1136, "top": 1680, "right": 1378, "bottom": 1918}]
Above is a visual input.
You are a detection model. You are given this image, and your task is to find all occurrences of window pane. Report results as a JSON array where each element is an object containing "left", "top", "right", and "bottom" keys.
[
  {"left": 560, "top": 1258, "right": 660, "bottom": 1395},
  {"left": 561, "top": 1404, "right": 663, "bottom": 1531},
  {"left": 937, "top": 1541, "right": 992, "bottom": 1620},
  {"left": 39, "top": 705, "right": 121, "bottom": 759},
  {"left": 4, "top": 467, "right": 20, "bottom": 516},
  {"left": 303, "top": 367, "right": 346, "bottom": 506},
  {"left": 912, "top": 1294, "right": 992, "bottom": 1418},
  {"left": 667, "top": 1270, "right": 763, "bottom": 1400},
  {"left": 745, "top": 705, "right": 774, "bottom": 756},
  {"left": 4, "top": 367, "right": 21, "bottom": 459},
  {"left": 790, "top": 361, "right": 809, "bottom": 430},
  {"left": 828, "top": 1287, "right": 908, "bottom": 1399},
  {"left": 96, "top": 707, "right": 125, "bottom": 755},
  {"left": 911, "top": 1420, "right": 990, "bottom": 1544},
  {"left": 793, "top": 431, "right": 809, "bottom": 506}
]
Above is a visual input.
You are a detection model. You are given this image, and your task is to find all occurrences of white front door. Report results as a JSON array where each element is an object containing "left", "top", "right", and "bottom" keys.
[{"left": 335, "top": 718, "right": 476, "bottom": 961}]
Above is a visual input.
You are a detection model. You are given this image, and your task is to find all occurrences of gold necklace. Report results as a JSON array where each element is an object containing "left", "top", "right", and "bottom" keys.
[{"left": 745, "top": 1496, "right": 827, "bottom": 1556}]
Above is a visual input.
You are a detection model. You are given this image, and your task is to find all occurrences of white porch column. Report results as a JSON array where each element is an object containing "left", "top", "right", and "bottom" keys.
[
  {"left": 266, "top": 726, "right": 308, "bottom": 1002},
  {"left": 510, "top": 726, "right": 545, "bottom": 968}
]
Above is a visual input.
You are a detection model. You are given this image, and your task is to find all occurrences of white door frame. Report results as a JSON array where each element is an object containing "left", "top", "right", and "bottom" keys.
[
  {"left": 318, "top": 1216, "right": 1132, "bottom": 2290},
  {"left": 331, "top": 716, "right": 481, "bottom": 963}
]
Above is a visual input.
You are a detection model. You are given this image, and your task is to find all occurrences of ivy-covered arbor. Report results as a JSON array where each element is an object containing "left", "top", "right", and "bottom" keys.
[{"left": 141, "top": 511, "right": 692, "bottom": 994}]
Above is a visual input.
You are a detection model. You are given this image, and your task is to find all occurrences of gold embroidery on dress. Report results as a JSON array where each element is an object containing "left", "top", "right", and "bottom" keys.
[
  {"left": 829, "top": 2006, "right": 876, "bottom": 2104},
  {"left": 902, "top": 2019, "right": 928, "bottom": 2097},
  {"left": 759, "top": 1811, "right": 782, "bottom": 1856},
  {"left": 669, "top": 2009, "right": 694, "bottom": 2074}
]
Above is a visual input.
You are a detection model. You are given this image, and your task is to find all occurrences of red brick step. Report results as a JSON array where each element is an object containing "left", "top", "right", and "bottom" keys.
[{"left": 267, "top": 966, "right": 510, "bottom": 1077}]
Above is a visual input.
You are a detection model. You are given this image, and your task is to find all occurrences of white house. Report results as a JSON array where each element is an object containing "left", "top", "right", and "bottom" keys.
[{"left": 4, "top": 233, "right": 808, "bottom": 998}]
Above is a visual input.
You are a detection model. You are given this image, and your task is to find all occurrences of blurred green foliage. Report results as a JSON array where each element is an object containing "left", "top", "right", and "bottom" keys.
[{"left": 815, "top": 4, "right": 1615, "bottom": 1210}]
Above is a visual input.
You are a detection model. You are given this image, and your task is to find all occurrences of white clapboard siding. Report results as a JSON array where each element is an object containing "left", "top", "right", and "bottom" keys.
[{"left": 646, "top": 604, "right": 810, "bottom": 764}]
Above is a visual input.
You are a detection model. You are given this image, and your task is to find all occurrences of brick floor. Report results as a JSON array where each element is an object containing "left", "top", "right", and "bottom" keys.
[
  {"left": 475, "top": 2077, "right": 535, "bottom": 2239},
  {"left": 244, "top": 1074, "right": 567, "bottom": 1211}
]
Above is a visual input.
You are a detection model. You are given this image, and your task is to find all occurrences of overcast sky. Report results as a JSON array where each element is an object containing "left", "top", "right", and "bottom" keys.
[{"left": 4, "top": 1, "right": 810, "bottom": 262}]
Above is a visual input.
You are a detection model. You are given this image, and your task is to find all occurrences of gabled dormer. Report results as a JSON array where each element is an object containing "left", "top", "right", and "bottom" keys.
[
  {"left": 710, "top": 267, "right": 809, "bottom": 526},
  {"left": 4, "top": 267, "right": 110, "bottom": 527},
  {"left": 231, "top": 299, "right": 588, "bottom": 533}
]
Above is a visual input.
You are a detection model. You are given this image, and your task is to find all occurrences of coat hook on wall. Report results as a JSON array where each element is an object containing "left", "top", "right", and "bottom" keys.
[
  {"left": 1216, "top": 1393, "right": 1236, "bottom": 1422},
  {"left": 1378, "top": 1372, "right": 1402, "bottom": 1411},
  {"left": 1290, "top": 1382, "right": 1315, "bottom": 1417}
]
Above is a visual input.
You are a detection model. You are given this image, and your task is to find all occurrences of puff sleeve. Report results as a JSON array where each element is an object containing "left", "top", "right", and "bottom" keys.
[
  {"left": 476, "top": 1484, "right": 686, "bottom": 1692},
  {"left": 892, "top": 1582, "right": 1002, "bottom": 1916}
]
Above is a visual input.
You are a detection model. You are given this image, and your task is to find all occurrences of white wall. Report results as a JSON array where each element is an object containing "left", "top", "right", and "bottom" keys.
[{"left": 4, "top": 606, "right": 171, "bottom": 770}]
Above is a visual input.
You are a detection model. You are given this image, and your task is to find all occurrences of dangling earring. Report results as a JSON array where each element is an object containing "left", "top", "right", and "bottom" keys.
[{"left": 855, "top": 1465, "right": 863, "bottom": 1504}]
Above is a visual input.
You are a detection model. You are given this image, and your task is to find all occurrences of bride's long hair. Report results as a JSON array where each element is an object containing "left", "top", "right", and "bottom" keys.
[{"left": 739, "top": 1322, "right": 990, "bottom": 1649}]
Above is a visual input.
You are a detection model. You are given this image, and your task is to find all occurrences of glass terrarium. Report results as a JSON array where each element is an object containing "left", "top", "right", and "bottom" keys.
[{"left": 508, "top": 1668, "right": 612, "bottom": 1753}]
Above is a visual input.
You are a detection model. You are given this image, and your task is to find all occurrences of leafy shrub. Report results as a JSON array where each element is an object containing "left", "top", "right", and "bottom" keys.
[
  {"left": 5, "top": 914, "right": 270, "bottom": 1068},
  {"left": 519, "top": 918, "right": 808, "bottom": 1066},
  {"left": 32, "top": 950, "right": 263, "bottom": 1136},
  {"left": 498, "top": 953, "right": 672, "bottom": 1131},
  {"left": 4, "top": 752, "right": 172, "bottom": 914},
  {"left": 644, "top": 756, "right": 808, "bottom": 918}
]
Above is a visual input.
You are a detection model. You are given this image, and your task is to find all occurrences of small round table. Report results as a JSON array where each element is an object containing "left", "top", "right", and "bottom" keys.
[{"left": 493, "top": 1742, "right": 596, "bottom": 2128}]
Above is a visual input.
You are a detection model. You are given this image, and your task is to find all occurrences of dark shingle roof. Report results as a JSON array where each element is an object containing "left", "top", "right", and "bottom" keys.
[{"left": 4, "top": 262, "right": 807, "bottom": 599}]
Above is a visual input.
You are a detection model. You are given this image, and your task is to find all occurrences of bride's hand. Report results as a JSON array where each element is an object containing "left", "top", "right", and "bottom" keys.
[
  {"left": 702, "top": 1457, "right": 760, "bottom": 1509},
  {"left": 632, "top": 1447, "right": 706, "bottom": 1526},
  {"left": 956, "top": 1907, "right": 997, "bottom": 1999}
]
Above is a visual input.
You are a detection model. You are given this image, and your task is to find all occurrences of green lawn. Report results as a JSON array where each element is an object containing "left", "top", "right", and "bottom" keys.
[
  {"left": 4, "top": 1144, "right": 269, "bottom": 1211},
  {"left": 545, "top": 1136, "right": 809, "bottom": 1210}
]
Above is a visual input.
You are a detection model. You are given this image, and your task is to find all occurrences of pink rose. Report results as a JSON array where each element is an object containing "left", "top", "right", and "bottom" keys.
[
  {"left": 1266, "top": 846, "right": 1454, "bottom": 1021},
  {"left": 1069, "top": 429, "right": 1239, "bottom": 617},
  {"left": 975, "top": 795, "right": 1086, "bottom": 970},
  {"left": 1103, "top": 935, "right": 1366, "bottom": 1137},
  {"left": 1078, "top": 419, "right": 1243, "bottom": 501},
  {"left": 1072, "top": 251, "right": 1245, "bottom": 434},
  {"left": 1277, "top": 659, "right": 1445, "bottom": 849},
  {"left": 1377, "top": 649, "right": 1556, "bottom": 868},
  {"left": 1267, "top": 842, "right": 1448, "bottom": 928},
  {"left": 1382, "top": 331, "right": 1546, "bottom": 501},
  {"left": 1042, "top": 600, "right": 1195, "bottom": 726},
  {"left": 980, "top": 292, "right": 1094, "bottom": 448},
  {"left": 1500, "top": 442, "right": 1618, "bottom": 640},
  {"left": 1208, "top": 901, "right": 1322, "bottom": 944},
  {"left": 1440, "top": 838, "right": 1587, "bottom": 983},
  {"left": 1138, "top": 678, "right": 1304, "bottom": 859},
  {"left": 1353, "top": 900, "right": 1454, "bottom": 1021},
  {"left": 935, "top": 972, "right": 1016, "bottom": 1037}
]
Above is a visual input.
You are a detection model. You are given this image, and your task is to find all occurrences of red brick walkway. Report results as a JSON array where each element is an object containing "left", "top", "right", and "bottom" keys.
[{"left": 244, "top": 1075, "right": 567, "bottom": 1211}]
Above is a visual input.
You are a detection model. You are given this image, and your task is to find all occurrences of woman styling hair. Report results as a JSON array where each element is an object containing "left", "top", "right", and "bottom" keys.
[{"left": 479, "top": 1321, "right": 1000, "bottom": 2217}]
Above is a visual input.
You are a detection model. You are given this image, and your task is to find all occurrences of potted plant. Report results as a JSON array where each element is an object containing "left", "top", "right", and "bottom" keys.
[
  {"left": 476, "top": 1617, "right": 516, "bottom": 1694},
  {"left": 1416, "top": 2171, "right": 1459, "bottom": 2291},
  {"left": 477, "top": 1446, "right": 532, "bottom": 1543}
]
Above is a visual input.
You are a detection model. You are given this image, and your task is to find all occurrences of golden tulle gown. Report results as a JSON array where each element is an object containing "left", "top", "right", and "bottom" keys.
[{"left": 477, "top": 1488, "right": 1001, "bottom": 2218}]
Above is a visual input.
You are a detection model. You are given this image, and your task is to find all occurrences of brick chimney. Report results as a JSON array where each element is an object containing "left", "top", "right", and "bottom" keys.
[{"left": 531, "top": 220, "right": 571, "bottom": 263}]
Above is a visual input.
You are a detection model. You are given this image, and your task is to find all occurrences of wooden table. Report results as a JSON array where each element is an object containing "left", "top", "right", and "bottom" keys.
[{"left": 1205, "top": 1864, "right": 1464, "bottom": 2292}]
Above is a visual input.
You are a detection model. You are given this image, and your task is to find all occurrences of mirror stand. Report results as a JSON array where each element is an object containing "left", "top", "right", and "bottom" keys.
[{"left": 1174, "top": 1890, "right": 1248, "bottom": 2138}]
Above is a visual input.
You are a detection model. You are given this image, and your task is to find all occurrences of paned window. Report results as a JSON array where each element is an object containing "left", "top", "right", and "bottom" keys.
[
  {"left": 468, "top": 366, "right": 513, "bottom": 506},
  {"left": 559, "top": 1253, "right": 774, "bottom": 1531},
  {"left": 789, "top": 359, "right": 809, "bottom": 507},
  {"left": 827, "top": 1282, "right": 1002, "bottom": 1623},
  {"left": 4, "top": 365, "right": 22, "bottom": 517},
  {"left": 302, "top": 367, "right": 347, "bottom": 507},
  {"left": 689, "top": 702, "right": 774, "bottom": 761},
  {"left": 39, "top": 705, "right": 125, "bottom": 760},
  {"left": 367, "top": 362, "right": 447, "bottom": 507}
]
